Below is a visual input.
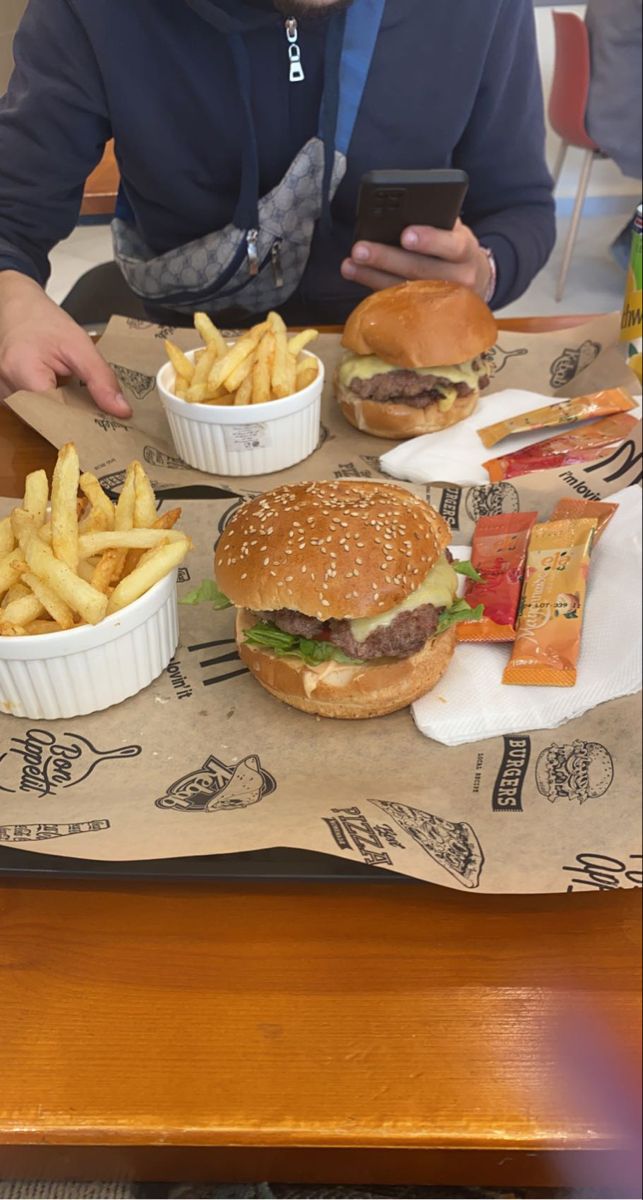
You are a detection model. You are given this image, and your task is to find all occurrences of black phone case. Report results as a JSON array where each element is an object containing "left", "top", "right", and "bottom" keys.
[{"left": 355, "top": 169, "right": 469, "bottom": 247}]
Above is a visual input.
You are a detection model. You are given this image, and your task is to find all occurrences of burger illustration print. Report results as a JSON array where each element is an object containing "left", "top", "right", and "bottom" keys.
[{"left": 535, "top": 740, "right": 614, "bottom": 805}]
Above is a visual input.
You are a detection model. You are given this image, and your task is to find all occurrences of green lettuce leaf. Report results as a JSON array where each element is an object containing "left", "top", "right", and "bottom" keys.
[
  {"left": 179, "top": 579, "right": 232, "bottom": 610},
  {"left": 453, "top": 560, "right": 484, "bottom": 583},
  {"left": 437, "top": 598, "right": 484, "bottom": 634},
  {"left": 244, "top": 621, "right": 363, "bottom": 667}
]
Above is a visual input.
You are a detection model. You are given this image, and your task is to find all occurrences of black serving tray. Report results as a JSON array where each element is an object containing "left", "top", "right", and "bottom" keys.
[{"left": 0, "top": 843, "right": 404, "bottom": 883}]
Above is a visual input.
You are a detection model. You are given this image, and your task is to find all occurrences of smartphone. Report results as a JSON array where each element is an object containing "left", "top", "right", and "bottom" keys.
[{"left": 355, "top": 169, "right": 469, "bottom": 247}]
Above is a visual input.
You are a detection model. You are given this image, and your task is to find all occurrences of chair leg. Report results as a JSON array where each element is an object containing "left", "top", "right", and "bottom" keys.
[
  {"left": 552, "top": 140, "right": 568, "bottom": 188},
  {"left": 556, "top": 149, "right": 595, "bottom": 303}
]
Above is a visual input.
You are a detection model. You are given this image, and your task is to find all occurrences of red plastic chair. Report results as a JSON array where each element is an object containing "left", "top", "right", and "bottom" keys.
[{"left": 549, "top": 11, "right": 605, "bottom": 301}]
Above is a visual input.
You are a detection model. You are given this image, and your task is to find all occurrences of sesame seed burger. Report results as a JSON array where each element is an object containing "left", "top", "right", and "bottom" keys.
[
  {"left": 337, "top": 280, "right": 497, "bottom": 440},
  {"left": 214, "top": 480, "right": 475, "bottom": 720}
]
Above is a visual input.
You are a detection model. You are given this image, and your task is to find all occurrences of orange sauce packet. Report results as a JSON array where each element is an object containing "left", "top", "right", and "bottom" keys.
[
  {"left": 477, "top": 388, "right": 637, "bottom": 449},
  {"left": 483, "top": 413, "right": 639, "bottom": 483},
  {"left": 502, "top": 518, "right": 597, "bottom": 688},
  {"left": 457, "top": 512, "right": 537, "bottom": 643},
  {"left": 550, "top": 498, "right": 618, "bottom": 545}
]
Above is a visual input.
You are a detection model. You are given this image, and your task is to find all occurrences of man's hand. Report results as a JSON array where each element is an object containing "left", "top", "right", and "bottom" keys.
[
  {"left": 0, "top": 271, "right": 132, "bottom": 417},
  {"left": 341, "top": 219, "right": 493, "bottom": 301}
]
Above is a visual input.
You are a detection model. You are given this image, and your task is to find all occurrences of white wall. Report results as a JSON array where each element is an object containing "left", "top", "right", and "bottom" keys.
[{"left": 535, "top": 4, "right": 640, "bottom": 202}]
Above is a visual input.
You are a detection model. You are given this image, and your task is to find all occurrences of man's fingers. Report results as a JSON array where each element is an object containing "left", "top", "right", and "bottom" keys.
[
  {"left": 63, "top": 338, "right": 132, "bottom": 418},
  {"left": 0, "top": 360, "right": 57, "bottom": 399},
  {"left": 401, "top": 218, "right": 471, "bottom": 262},
  {"left": 341, "top": 260, "right": 402, "bottom": 291},
  {"left": 342, "top": 255, "right": 472, "bottom": 292}
]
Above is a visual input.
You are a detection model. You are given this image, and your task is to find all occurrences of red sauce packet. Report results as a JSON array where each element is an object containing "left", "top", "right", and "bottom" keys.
[
  {"left": 477, "top": 387, "right": 637, "bottom": 449},
  {"left": 457, "top": 512, "right": 538, "bottom": 643},
  {"left": 503, "top": 518, "right": 598, "bottom": 687},
  {"left": 483, "top": 413, "right": 639, "bottom": 482}
]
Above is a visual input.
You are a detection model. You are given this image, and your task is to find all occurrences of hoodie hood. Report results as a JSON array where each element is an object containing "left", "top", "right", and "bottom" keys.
[{"left": 182, "top": 0, "right": 279, "bottom": 34}]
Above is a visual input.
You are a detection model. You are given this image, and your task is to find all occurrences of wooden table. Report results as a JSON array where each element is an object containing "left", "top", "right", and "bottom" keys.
[{"left": 0, "top": 317, "right": 641, "bottom": 1192}]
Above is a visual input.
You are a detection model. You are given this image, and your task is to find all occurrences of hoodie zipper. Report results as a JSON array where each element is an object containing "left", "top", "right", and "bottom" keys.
[{"left": 285, "top": 18, "right": 305, "bottom": 83}]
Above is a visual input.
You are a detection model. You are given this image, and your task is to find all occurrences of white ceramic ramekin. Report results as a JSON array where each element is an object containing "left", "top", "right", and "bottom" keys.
[
  {"left": 156, "top": 348, "right": 324, "bottom": 476},
  {"left": 0, "top": 569, "right": 178, "bottom": 720}
]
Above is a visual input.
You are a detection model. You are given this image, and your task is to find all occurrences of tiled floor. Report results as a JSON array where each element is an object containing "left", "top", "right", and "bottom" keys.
[{"left": 46, "top": 209, "right": 636, "bottom": 319}]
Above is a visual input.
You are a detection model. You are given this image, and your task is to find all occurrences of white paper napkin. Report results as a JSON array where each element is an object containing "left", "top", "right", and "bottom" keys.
[
  {"left": 412, "top": 487, "right": 642, "bottom": 745},
  {"left": 379, "top": 388, "right": 641, "bottom": 485}
]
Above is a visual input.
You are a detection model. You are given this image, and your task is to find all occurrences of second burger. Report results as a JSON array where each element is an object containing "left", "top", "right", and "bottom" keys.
[{"left": 336, "top": 280, "right": 497, "bottom": 440}]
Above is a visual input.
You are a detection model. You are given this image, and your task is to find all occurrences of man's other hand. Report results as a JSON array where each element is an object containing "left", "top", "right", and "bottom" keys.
[
  {"left": 341, "top": 219, "right": 493, "bottom": 301},
  {"left": 0, "top": 271, "right": 132, "bottom": 417}
]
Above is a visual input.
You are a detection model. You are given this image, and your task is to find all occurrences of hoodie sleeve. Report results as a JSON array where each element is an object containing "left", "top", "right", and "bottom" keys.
[
  {"left": 0, "top": 0, "right": 111, "bottom": 285},
  {"left": 454, "top": 0, "right": 556, "bottom": 309}
]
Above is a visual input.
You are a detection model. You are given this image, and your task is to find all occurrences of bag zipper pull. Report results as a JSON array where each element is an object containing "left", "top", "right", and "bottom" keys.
[
  {"left": 271, "top": 240, "right": 284, "bottom": 288},
  {"left": 246, "top": 229, "right": 259, "bottom": 277},
  {"left": 285, "top": 18, "right": 305, "bottom": 83}
]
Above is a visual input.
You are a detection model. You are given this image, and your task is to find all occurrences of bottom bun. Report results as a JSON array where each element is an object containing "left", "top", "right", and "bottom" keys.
[
  {"left": 337, "top": 380, "right": 478, "bottom": 440},
  {"left": 236, "top": 609, "right": 457, "bottom": 719}
]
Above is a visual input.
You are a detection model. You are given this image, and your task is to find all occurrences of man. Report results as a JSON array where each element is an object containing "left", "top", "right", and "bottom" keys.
[{"left": 0, "top": 0, "right": 555, "bottom": 417}]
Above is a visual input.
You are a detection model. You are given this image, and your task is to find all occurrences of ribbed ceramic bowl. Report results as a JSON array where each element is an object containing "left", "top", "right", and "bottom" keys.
[
  {"left": 0, "top": 569, "right": 178, "bottom": 720},
  {"left": 156, "top": 348, "right": 324, "bottom": 476}
]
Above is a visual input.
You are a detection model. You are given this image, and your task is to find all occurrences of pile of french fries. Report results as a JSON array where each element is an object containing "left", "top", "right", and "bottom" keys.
[
  {"left": 0, "top": 445, "right": 191, "bottom": 637},
  {"left": 165, "top": 311, "right": 320, "bottom": 406}
]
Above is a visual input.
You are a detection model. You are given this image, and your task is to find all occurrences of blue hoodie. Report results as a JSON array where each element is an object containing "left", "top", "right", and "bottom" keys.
[{"left": 0, "top": 0, "right": 555, "bottom": 322}]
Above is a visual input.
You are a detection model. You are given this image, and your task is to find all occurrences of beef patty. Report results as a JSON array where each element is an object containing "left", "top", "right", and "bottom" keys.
[
  {"left": 254, "top": 603, "right": 443, "bottom": 660},
  {"left": 349, "top": 363, "right": 491, "bottom": 409}
]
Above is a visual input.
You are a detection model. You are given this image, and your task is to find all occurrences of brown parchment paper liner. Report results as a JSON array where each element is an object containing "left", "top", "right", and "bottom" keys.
[
  {"left": 0, "top": 496, "right": 640, "bottom": 894},
  {"left": 5, "top": 314, "right": 638, "bottom": 525}
]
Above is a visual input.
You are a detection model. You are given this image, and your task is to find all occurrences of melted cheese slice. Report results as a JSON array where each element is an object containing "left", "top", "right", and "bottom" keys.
[
  {"left": 349, "top": 554, "right": 457, "bottom": 642},
  {"left": 339, "top": 354, "right": 482, "bottom": 390}
]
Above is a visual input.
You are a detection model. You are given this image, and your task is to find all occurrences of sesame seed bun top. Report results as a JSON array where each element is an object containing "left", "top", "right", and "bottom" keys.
[{"left": 214, "top": 480, "right": 451, "bottom": 622}]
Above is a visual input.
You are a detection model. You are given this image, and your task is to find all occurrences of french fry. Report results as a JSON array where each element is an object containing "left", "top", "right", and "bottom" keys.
[
  {"left": 79, "top": 473, "right": 115, "bottom": 529},
  {"left": 22, "top": 533, "right": 107, "bottom": 626},
  {"left": 174, "top": 377, "right": 189, "bottom": 401},
  {"left": 202, "top": 393, "right": 235, "bottom": 406},
  {"left": 153, "top": 508, "right": 182, "bottom": 531},
  {"left": 3, "top": 582, "right": 30, "bottom": 606},
  {"left": 251, "top": 332, "right": 274, "bottom": 405},
  {"left": 194, "top": 312, "right": 227, "bottom": 357},
  {"left": 271, "top": 325, "right": 296, "bottom": 399},
  {"left": 0, "top": 621, "right": 28, "bottom": 637},
  {"left": 192, "top": 339, "right": 221, "bottom": 388},
  {"left": 50, "top": 446, "right": 79, "bottom": 571},
  {"left": 78, "top": 528, "right": 185, "bottom": 558},
  {"left": 133, "top": 462, "right": 157, "bottom": 528},
  {"left": 0, "top": 516, "right": 14, "bottom": 556},
  {"left": 51, "top": 442, "right": 80, "bottom": 571},
  {"left": 90, "top": 550, "right": 122, "bottom": 594},
  {"left": 23, "top": 469, "right": 49, "bottom": 526},
  {"left": 295, "top": 360, "right": 319, "bottom": 392},
  {"left": 164, "top": 339, "right": 195, "bottom": 383},
  {"left": 106, "top": 538, "right": 191, "bottom": 614},
  {"left": 25, "top": 620, "right": 65, "bottom": 635},
  {"left": 115, "top": 464, "right": 136, "bottom": 531},
  {"left": 0, "top": 548, "right": 25, "bottom": 594},
  {"left": 267, "top": 310, "right": 287, "bottom": 334},
  {"left": 225, "top": 349, "right": 257, "bottom": 394},
  {"left": 234, "top": 374, "right": 254, "bottom": 406},
  {"left": 287, "top": 329, "right": 319, "bottom": 357},
  {"left": 22, "top": 571, "right": 75, "bottom": 630},
  {"left": 0, "top": 593, "right": 44, "bottom": 627},
  {"left": 38, "top": 523, "right": 52, "bottom": 544},
  {"left": 79, "top": 506, "right": 112, "bottom": 535},
  {"left": 186, "top": 382, "right": 228, "bottom": 405},
  {"left": 76, "top": 559, "right": 96, "bottom": 584},
  {"left": 208, "top": 334, "right": 255, "bottom": 392}
]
